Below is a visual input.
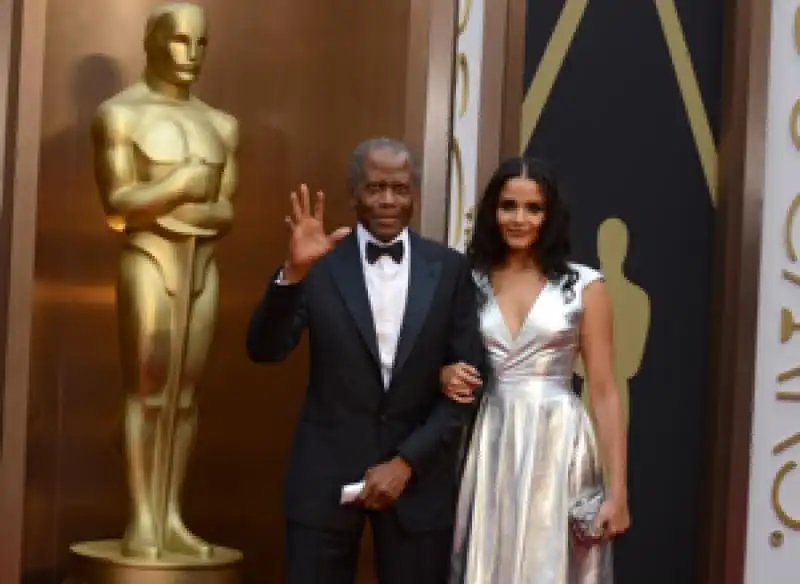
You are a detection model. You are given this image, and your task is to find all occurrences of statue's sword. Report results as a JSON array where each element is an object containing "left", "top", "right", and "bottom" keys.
[{"left": 152, "top": 235, "right": 196, "bottom": 554}]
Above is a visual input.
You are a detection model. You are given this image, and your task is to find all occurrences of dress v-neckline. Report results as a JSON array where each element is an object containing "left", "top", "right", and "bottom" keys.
[{"left": 488, "top": 279, "right": 550, "bottom": 343}]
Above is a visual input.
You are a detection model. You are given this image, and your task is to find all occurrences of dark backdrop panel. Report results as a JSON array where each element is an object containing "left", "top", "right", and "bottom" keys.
[
  {"left": 24, "top": 1, "right": 409, "bottom": 582},
  {"left": 523, "top": 2, "right": 723, "bottom": 583}
]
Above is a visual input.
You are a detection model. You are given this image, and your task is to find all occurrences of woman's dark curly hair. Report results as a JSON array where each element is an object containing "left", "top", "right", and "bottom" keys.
[{"left": 466, "top": 156, "right": 577, "bottom": 297}]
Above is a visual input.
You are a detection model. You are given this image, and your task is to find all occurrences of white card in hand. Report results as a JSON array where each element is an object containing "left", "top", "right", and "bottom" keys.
[{"left": 340, "top": 481, "right": 365, "bottom": 505}]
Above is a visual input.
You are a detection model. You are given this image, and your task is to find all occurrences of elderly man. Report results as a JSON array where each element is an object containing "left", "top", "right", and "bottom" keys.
[{"left": 247, "top": 138, "right": 486, "bottom": 584}]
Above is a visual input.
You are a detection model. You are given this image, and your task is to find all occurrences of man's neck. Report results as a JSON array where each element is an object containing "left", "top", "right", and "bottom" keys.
[{"left": 356, "top": 223, "right": 408, "bottom": 246}]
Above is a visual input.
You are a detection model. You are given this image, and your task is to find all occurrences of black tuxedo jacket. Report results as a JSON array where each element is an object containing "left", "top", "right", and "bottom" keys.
[{"left": 246, "top": 231, "right": 486, "bottom": 533}]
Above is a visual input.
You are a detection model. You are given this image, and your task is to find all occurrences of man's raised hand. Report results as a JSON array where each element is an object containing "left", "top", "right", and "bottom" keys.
[{"left": 283, "top": 184, "right": 351, "bottom": 282}]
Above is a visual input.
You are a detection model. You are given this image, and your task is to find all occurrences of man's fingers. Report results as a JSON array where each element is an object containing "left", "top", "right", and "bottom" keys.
[
  {"left": 357, "top": 476, "right": 375, "bottom": 502},
  {"left": 373, "top": 485, "right": 398, "bottom": 508},
  {"left": 330, "top": 226, "right": 352, "bottom": 243},
  {"left": 313, "top": 190, "right": 325, "bottom": 221},
  {"left": 361, "top": 484, "right": 391, "bottom": 510},
  {"left": 289, "top": 191, "right": 302, "bottom": 221},
  {"left": 300, "top": 184, "right": 311, "bottom": 215}
]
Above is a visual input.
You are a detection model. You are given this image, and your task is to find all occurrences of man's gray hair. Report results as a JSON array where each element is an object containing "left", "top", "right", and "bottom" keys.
[{"left": 346, "top": 138, "right": 422, "bottom": 192}]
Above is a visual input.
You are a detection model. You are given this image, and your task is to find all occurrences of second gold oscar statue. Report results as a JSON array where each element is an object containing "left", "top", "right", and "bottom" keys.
[{"left": 67, "top": 3, "right": 242, "bottom": 583}]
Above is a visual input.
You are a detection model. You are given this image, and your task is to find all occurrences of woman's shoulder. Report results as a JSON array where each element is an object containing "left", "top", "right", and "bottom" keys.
[{"left": 565, "top": 262, "right": 604, "bottom": 288}]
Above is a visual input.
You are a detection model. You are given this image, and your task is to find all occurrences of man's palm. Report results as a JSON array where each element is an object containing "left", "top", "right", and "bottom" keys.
[
  {"left": 285, "top": 184, "right": 350, "bottom": 270},
  {"left": 290, "top": 216, "right": 337, "bottom": 265}
]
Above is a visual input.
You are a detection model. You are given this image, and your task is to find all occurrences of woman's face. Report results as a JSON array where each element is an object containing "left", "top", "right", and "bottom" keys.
[{"left": 496, "top": 177, "right": 547, "bottom": 251}]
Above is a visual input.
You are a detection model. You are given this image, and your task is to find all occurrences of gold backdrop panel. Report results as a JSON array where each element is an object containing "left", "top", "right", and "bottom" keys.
[{"left": 25, "top": 0, "right": 409, "bottom": 582}]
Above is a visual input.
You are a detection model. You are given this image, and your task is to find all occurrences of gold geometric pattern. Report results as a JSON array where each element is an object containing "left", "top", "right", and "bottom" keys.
[
  {"left": 519, "top": 0, "right": 718, "bottom": 206},
  {"left": 519, "top": 0, "right": 589, "bottom": 155},
  {"left": 448, "top": 0, "right": 478, "bottom": 250}
]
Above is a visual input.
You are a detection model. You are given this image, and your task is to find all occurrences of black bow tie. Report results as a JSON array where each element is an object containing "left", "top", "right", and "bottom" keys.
[{"left": 366, "top": 240, "right": 404, "bottom": 264}]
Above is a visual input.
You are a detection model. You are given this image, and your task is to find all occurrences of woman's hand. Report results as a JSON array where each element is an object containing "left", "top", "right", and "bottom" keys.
[
  {"left": 594, "top": 494, "right": 630, "bottom": 540},
  {"left": 441, "top": 362, "right": 481, "bottom": 404}
]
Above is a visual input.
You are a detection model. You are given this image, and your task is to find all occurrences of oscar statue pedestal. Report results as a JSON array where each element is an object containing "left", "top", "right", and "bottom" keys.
[{"left": 66, "top": 540, "right": 243, "bottom": 584}]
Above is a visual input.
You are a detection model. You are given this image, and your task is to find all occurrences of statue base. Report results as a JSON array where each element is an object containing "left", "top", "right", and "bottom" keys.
[{"left": 65, "top": 540, "right": 243, "bottom": 584}]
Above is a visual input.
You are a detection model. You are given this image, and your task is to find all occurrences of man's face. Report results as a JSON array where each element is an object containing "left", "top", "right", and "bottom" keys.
[
  {"left": 147, "top": 8, "right": 207, "bottom": 86},
  {"left": 352, "top": 148, "right": 418, "bottom": 242}
]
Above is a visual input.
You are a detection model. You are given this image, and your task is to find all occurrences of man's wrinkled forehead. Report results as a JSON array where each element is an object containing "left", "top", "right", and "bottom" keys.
[{"left": 363, "top": 148, "right": 413, "bottom": 179}]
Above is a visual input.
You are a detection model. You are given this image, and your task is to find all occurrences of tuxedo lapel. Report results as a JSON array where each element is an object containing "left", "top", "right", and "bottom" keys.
[
  {"left": 392, "top": 235, "right": 441, "bottom": 382},
  {"left": 327, "top": 234, "right": 380, "bottom": 364}
]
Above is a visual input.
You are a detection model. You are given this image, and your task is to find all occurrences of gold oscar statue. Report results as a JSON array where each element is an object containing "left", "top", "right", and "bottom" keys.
[
  {"left": 576, "top": 217, "right": 650, "bottom": 429},
  {"left": 67, "top": 3, "right": 242, "bottom": 583}
]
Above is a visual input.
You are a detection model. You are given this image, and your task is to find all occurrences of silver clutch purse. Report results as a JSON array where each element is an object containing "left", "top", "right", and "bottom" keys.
[{"left": 568, "top": 488, "right": 605, "bottom": 542}]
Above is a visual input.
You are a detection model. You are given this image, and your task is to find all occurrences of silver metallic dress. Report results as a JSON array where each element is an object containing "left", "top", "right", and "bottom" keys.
[{"left": 450, "top": 264, "right": 613, "bottom": 584}]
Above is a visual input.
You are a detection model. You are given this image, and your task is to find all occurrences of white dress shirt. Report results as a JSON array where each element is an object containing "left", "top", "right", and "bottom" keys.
[{"left": 356, "top": 223, "right": 409, "bottom": 389}]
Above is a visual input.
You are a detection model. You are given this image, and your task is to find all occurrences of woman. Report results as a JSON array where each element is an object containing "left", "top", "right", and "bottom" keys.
[{"left": 443, "top": 157, "right": 629, "bottom": 583}]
